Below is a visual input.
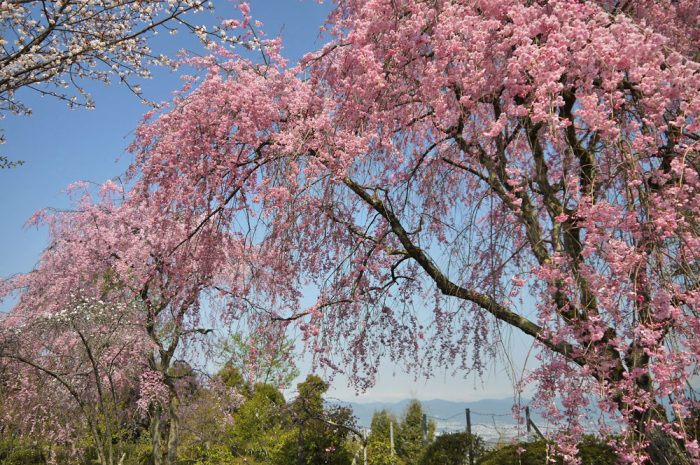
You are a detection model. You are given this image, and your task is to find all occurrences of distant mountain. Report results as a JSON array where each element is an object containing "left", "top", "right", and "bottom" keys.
[
  {"left": 334, "top": 397, "right": 605, "bottom": 444},
  {"left": 335, "top": 397, "right": 533, "bottom": 430}
]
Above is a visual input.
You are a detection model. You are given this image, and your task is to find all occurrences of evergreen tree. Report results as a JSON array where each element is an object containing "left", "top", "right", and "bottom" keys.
[
  {"left": 367, "top": 410, "right": 403, "bottom": 465},
  {"left": 397, "top": 400, "right": 435, "bottom": 465},
  {"left": 276, "top": 375, "right": 355, "bottom": 465},
  {"left": 229, "top": 383, "right": 287, "bottom": 462}
]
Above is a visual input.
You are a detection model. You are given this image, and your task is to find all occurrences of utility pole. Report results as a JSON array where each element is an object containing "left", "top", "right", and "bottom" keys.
[
  {"left": 466, "top": 408, "right": 474, "bottom": 465},
  {"left": 423, "top": 414, "right": 428, "bottom": 446},
  {"left": 526, "top": 406, "right": 531, "bottom": 434},
  {"left": 525, "top": 406, "right": 544, "bottom": 440},
  {"left": 390, "top": 420, "right": 395, "bottom": 456},
  {"left": 466, "top": 408, "right": 472, "bottom": 436}
]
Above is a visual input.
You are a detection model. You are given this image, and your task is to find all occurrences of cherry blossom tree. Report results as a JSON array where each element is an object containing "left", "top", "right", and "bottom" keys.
[
  {"left": 125, "top": 1, "right": 700, "bottom": 463},
  {"left": 0, "top": 173, "right": 276, "bottom": 464},
  {"left": 2, "top": 0, "right": 699, "bottom": 463},
  {"left": 0, "top": 0, "right": 249, "bottom": 168},
  {"left": 0, "top": 0, "right": 235, "bottom": 115},
  {"left": 0, "top": 296, "right": 146, "bottom": 465}
]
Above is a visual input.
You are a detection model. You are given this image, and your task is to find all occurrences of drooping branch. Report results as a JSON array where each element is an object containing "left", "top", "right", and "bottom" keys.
[{"left": 341, "top": 176, "right": 588, "bottom": 370}]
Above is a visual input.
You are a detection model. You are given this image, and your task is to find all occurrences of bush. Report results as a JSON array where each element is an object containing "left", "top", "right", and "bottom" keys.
[
  {"left": 420, "top": 432, "right": 485, "bottom": 465},
  {"left": 477, "top": 436, "right": 617, "bottom": 465},
  {"left": 0, "top": 437, "right": 46, "bottom": 465}
]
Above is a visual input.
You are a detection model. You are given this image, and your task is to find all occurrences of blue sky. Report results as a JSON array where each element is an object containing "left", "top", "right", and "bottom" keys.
[
  {"left": 1, "top": 0, "right": 334, "bottom": 278},
  {"left": 0, "top": 0, "right": 534, "bottom": 403}
]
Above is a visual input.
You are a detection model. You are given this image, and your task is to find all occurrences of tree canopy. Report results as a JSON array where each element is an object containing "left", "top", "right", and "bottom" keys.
[{"left": 2, "top": 1, "right": 700, "bottom": 463}]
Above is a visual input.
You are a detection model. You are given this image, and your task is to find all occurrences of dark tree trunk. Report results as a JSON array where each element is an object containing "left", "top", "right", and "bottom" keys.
[{"left": 150, "top": 406, "right": 163, "bottom": 465}]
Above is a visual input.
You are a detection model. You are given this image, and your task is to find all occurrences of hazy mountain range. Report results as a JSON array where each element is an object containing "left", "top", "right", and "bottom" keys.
[
  {"left": 336, "top": 397, "right": 604, "bottom": 443},
  {"left": 337, "top": 397, "right": 533, "bottom": 430}
]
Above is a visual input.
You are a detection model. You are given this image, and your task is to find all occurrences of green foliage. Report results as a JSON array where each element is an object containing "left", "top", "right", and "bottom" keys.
[
  {"left": 367, "top": 440, "right": 406, "bottom": 465},
  {"left": 220, "top": 333, "right": 300, "bottom": 389},
  {"left": 229, "top": 383, "right": 287, "bottom": 461},
  {"left": 369, "top": 409, "right": 400, "bottom": 443},
  {"left": 274, "top": 375, "right": 356, "bottom": 465},
  {"left": 116, "top": 433, "right": 153, "bottom": 465},
  {"left": 477, "top": 440, "right": 547, "bottom": 465},
  {"left": 0, "top": 421, "right": 155, "bottom": 465},
  {"left": 397, "top": 400, "right": 435, "bottom": 465},
  {"left": 477, "top": 437, "right": 617, "bottom": 465},
  {"left": 576, "top": 435, "right": 619, "bottom": 465},
  {"left": 217, "top": 363, "right": 253, "bottom": 397},
  {"left": 294, "top": 374, "right": 327, "bottom": 414},
  {"left": 365, "top": 400, "right": 438, "bottom": 465},
  {"left": 175, "top": 379, "right": 286, "bottom": 465},
  {"left": 0, "top": 436, "right": 45, "bottom": 465},
  {"left": 419, "top": 432, "right": 485, "bottom": 465},
  {"left": 692, "top": 407, "right": 700, "bottom": 442},
  {"left": 367, "top": 410, "right": 403, "bottom": 465},
  {"left": 78, "top": 425, "right": 153, "bottom": 465},
  {"left": 175, "top": 373, "right": 357, "bottom": 465},
  {"left": 180, "top": 443, "right": 237, "bottom": 465}
]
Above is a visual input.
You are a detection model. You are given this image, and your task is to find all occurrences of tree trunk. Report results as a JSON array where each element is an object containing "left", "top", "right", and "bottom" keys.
[
  {"left": 166, "top": 392, "right": 180, "bottom": 465},
  {"left": 151, "top": 406, "right": 163, "bottom": 465}
]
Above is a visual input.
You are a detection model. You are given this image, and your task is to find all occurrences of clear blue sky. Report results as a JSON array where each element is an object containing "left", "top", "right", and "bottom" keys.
[
  {"left": 0, "top": 0, "right": 535, "bottom": 403},
  {"left": 1, "top": 0, "right": 334, "bottom": 279}
]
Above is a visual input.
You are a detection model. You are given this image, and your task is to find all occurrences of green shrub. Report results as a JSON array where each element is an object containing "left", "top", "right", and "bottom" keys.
[
  {"left": 420, "top": 432, "right": 485, "bottom": 465},
  {"left": 0, "top": 445, "right": 44, "bottom": 464},
  {"left": 0, "top": 437, "right": 45, "bottom": 465},
  {"left": 477, "top": 436, "right": 617, "bottom": 465}
]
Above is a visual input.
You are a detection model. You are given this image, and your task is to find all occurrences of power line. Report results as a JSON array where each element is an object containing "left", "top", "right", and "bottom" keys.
[
  {"left": 470, "top": 411, "right": 513, "bottom": 417},
  {"left": 426, "top": 412, "right": 465, "bottom": 421},
  {"left": 426, "top": 411, "right": 513, "bottom": 421}
]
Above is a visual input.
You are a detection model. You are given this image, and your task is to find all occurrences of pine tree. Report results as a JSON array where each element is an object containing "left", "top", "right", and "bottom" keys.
[{"left": 397, "top": 401, "right": 434, "bottom": 465}]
